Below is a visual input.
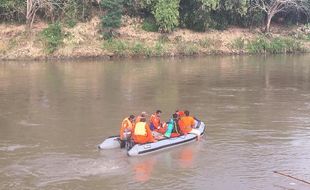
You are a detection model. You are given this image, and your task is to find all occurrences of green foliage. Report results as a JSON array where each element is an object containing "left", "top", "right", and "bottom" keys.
[
  {"left": 231, "top": 37, "right": 245, "bottom": 50},
  {"left": 153, "top": 0, "right": 180, "bottom": 33},
  {"left": 177, "top": 42, "right": 199, "bottom": 55},
  {"left": 247, "top": 36, "right": 305, "bottom": 54},
  {"left": 101, "top": 0, "right": 124, "bottom": 39},
  {"left": 65, "top": 19, "right": 77, "bottom": 28},
  {"left": 102, "top": 39, "right": 128, "bottom": 55},
  {"left": 132, "top": 41, "right": 146, "bottom": 54},
  {"left": 198, "top": 37, "right": 222, "bottom": 49},
  {"left": 200, "top": 0, "right": 220, "bottom": 9},
  {"left": 41, "top": 22, "right": 63, "bottom": 54},
  {"left": 0, "top": 0, "right": 25, "bottom": 22},
  {"left": 63, "top": 0, "right": 92, "bottom": 23},
  {"left": 142, "top": 18, "right": 158, "bottom": 32},
  {"left": 179, "top": 0, "right": 211, "bottom": 32},
  {"left": 154, "top": 41, "right": 165, "bottom": 55}
]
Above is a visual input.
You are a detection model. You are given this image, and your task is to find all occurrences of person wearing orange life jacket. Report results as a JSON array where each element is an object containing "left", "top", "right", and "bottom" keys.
[
  {"left": 136, "top": 111, "right": 147, "bottom": 123},
  {"left": 132, "top": 117, "right": 156, "bottom": 144},
  {"left": 119, "top": 115, "right": 135, "bottom": 148},
  {"left": 175, "top": 110, "right": 185, "bottom": 118},
  {"left": 178, "top": 110, "right": 201, "bottom": 140},
  {"left": 150, "top": 110, "right": 165, "bottom": 133},
  {"left": 150, "top": 110, "right": 166, "bottom": 139}
]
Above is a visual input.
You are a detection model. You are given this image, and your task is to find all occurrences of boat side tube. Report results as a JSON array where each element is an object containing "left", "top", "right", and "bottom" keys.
[{"left": 127, "top": 120, "right": 206, "bottom": 156}]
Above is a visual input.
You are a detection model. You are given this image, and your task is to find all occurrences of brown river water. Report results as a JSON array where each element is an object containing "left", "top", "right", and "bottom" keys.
[{"left": 0, "top": 55, "right": 310, "bottom": 190}]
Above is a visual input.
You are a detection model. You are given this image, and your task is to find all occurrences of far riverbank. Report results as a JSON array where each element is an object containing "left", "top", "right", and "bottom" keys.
[{"left": 1, "top": 17, "right": 310, "bottom": 61}]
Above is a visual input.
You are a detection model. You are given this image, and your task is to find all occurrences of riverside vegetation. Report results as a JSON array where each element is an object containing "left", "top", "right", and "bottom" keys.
[{"left": 1, "top": 0, "right": 310, "bottom": 60}]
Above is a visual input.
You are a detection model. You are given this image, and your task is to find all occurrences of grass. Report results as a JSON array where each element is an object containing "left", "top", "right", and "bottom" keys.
[
  {"left": 141, "top": 18, "right": 158, "bottom": 32},
  {"left": 247, "top": 36, "right": 305, "bottom": 54},
  {"left": 198, "top": 37, "right": 222, "bottom": 49},
  {"left": 102, "top": 39, "right": 128, "bottom": 55},
  {"left": 246, "top": 36, "right": 305, "bottom": 54},
  {"left": 177, "top": 42, "right": 199, "bottom": 55},
  {"left": 231, "top": 37, "right": 245, "bottom": 50},
  {"left": 102, "top": 39, "right": 167, "bottom": 57}
]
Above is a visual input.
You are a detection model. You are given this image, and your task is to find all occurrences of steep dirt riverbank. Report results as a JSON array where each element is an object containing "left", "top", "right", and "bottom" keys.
[{"left": 1, "top": 16, "right": 310, "bottom": 61}]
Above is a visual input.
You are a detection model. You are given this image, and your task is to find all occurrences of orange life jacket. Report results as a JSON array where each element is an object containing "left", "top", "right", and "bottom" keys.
[
  {"left": 120, "top": 118, "right": 133, "bottom": 140},
  {"left": 150, "top": 114, "right": 160, "bottom": 130}
]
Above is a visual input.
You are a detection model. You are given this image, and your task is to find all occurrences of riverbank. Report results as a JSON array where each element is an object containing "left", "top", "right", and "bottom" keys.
[{"left": 1, "top": 16, "right": 310, "bottom": 61}]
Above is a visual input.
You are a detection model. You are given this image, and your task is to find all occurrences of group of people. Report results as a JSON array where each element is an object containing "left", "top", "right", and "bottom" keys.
[{"left": 119, "top": 110, "right": 201, "bottom": 147}]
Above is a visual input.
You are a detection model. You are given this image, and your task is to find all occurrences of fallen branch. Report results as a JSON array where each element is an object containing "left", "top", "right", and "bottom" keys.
[{"left": 274, "top": 171, "right": 310, "bottom": 185}]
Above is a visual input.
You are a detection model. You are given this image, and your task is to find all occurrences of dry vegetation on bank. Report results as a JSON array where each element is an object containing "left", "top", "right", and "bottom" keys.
[{"left": 1, "top": 16, "right": 310, "bottom": 61}]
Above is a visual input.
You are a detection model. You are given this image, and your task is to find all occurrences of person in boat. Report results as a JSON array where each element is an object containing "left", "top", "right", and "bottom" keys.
[
  {"left": 164, "top": 113, "right": 181, "bottom": 138},
  {"left": 119, "top": 115, "right": 135, "bottom": 148},
  {"left": 178, "top": 110, "right": 201, "bottom": 140},
  {"left": 176, "top": 110, "right": 185, "bottom": 118},
  {"left": 132, "top": 117, "right": 157, "bottom": 144},
  {"left": 136, "top": 111, "right": 147, "bottom": 123},
  {"left": 150, "top": 110, "right": 162, "bottom": 131},
  {"left": 150, "top": 110, "right": 166, "bottom": 139}
]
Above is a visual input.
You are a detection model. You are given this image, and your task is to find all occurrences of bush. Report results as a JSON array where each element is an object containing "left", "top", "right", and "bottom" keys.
[
  {"left": 154, "top": 41, "right": 165, "bottom": 55},
  {"left": 179, "top": 0, "right": 210, "bottom": 32},
  {"left": 132, "top": 41, "right": 145, "bottom": 54},
  {"left": 0, "top": 0, "right": 25, "bottom": 22},
  {"left": 199, "top": 38, "right": 223, "bottom": 49},
  {"left": 41, "top": 22, "right": 63, "bottom": 53},
  {"left": 246, "top": 36, "right": 269, "bottom": 53},
  {"left": 153, "top": 0, "right": 180, "bottom": 33},
  {"left": 231, "top": 37, "right": 245, "bottom": 50},
  {"left": 142, "top": 17, "right": 158, "bottom": 32},
  {"left": 177, "top": 42, "right": 199, "bottom": 55},
  {"left": 246, "top": 36, "right": 305, "bottom": 54},
  {"left": 102, "top": 39, "right": 128, "bottom": 55},
  {"left": 101, "top": 0, "right": 124, "bottom": 39}
]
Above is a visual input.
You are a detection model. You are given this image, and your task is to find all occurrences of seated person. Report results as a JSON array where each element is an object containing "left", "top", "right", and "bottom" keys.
[
  {"left": 178, "top": 110, "right": 201, "bottom": 140},
  {"left": 119, "top": 115, "right": 135, "bottom": 148},
  {"left": 136, "top": 111, "right": 147, "bottom": 123},
  {"left": 164, "top": 113, "right": 181, "bottom": 138},
  {"left": 150, "top": 110, "right": 166, "bottom": 139},
  {"left": 132, "top": 117, "right": 157, "bottom": 144}
]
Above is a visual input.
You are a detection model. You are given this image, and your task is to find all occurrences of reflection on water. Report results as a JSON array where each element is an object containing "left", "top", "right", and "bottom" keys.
[{"left": 1, "top": 55, "right": 310, "bottom": 189}]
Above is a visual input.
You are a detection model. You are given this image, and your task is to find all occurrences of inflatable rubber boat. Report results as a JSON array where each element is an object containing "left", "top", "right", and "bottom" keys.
[{"left": 98, "top": 118, "right": 206, "bottom": 156}]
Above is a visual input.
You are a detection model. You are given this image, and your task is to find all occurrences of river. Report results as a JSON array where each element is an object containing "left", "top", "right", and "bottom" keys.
[{"left": 0, "top": 55, "right": 310, "bottom": 190}]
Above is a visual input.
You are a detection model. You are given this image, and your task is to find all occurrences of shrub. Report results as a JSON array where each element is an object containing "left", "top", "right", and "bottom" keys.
[
  {"left": 41, "top": 22, "right": 63, "bottom": 53},
  {"left": 132, "top": 41, "right": 145, "bottom": 54},
  {"left": 102, "top": 39, "right": 128, "bottom": 55},
  {"left": 101, "top": 0, "right": 124, "bottom": 39},
  {"left": 153, "top": 0, "right": 180, "bottom": 33},
  {"left": 142, "top": 17, "right": 158, "bottom": 32},
  {"left": 231, "top": 37, "right": 245, "bottom": 50},
  {"left": 199, "top": 38, "right": 223, "bottom": 49},
  {"left": 177, "top": 42, "right": 199, "bottom": 55},
  {"left": 154, "top": 41, "right": 165, "bottom": 55},
  {"left": 247, "top": 36, "right": 305, "bottom": 54},
  {"left": 246, "top": 36, "right": 269, "bottom": 53}
]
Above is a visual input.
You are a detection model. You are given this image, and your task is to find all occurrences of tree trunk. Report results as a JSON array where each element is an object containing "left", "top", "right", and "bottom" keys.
[{"left": 265, "top": 14, "right": 272, "bottom": 33}]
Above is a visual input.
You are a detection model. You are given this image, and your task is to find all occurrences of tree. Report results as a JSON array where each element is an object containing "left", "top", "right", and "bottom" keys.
[
  {"left": 26, "top": 0, "right": 62, "bottom": 30},
  {"left": 0, "top": 0, "right": 25, "bottom": 22},
  {"left": 251, "top": 0, "right": 309, "bottom": 32},
  {"left": 101, "top": 0, "right": 124, "bottom": 39}
]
